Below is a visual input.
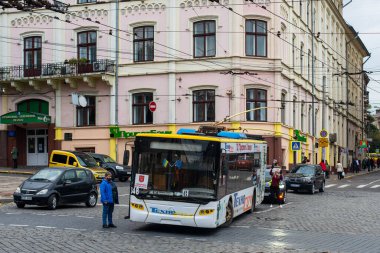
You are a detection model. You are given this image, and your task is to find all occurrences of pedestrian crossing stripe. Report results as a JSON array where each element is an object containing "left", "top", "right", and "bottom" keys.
[{"left": 325, "top": 184, "right": 380, "bottom": 189}]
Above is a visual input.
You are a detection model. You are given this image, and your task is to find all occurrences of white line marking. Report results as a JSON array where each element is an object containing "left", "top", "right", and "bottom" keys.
[
  {"left": 76, "top": 216, "right": 94, "bottom": 219},
  {"left": 370, "top": 185, "right": 380, "bottom": 189},
  {"left": 338, "top": 184, "right": 350, "bottom": 188},
  {"left": 231, "top": 225, "right": 250, "bottom": 228},
  {"left": 64, "top": 228, "right": 86, "bottom": 231},
  {"left": 119, "top": 194, "right": 130, "bottom": 197},
  {"left": 367, "top": 179, "right": 380, "bottom": 186},
  {"left": 357, "top": 185, "right": 367, "bottom": 188},
  {"left": 5, "top": 213, "right": 19, "bottom": 215},
  {"left": 36, "top": 226, "right": 56, "bottom": 229},
  {"left": 35, "top": 213, "right": 47, "bottom": 216},
  {"left": 325, "top": 184, "right": 337, "bottom": 188},
  {"left": 255, "top": 202, "right": 293, "bottom": 214},
  {"left": 57, "top": 214, "right": 69, "bottom": 217},
  {"left": 96, "top": 204, "right": 129, "bottom": 207},
  {"left": 9, "top": 224, "right": 28, "bottom": 227}
]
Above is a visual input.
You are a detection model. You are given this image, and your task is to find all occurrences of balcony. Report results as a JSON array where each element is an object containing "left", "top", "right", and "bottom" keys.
[{"left": 0, "top": 59, "right": 115, "bottom": 91}]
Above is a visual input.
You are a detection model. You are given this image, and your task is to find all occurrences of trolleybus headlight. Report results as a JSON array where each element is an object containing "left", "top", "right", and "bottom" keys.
[
  {"left": 131, "top": 203, "right": 144, "bottom": 210},
  {"left": 199, "top": 209, "right": 215, "bottom": 216}
]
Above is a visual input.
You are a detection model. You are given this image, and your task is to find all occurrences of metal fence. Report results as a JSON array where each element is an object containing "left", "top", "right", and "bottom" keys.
[{"left": 0, "top": 59, "right": 115, "bottom": 81}]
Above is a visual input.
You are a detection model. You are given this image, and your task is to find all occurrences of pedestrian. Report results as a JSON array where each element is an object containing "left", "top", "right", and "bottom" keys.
[
  {"left": 319, "top": 160, "right": 327, "bottom": 177},
  {"left": 271, "top": 159, "right": 278, "bottom": 169},
  {"left": 336, "top": 160, "right": 344, "bottom": 180},
  {"left": 325, "top": 160, "right": 330, "bottom": 179},
  {"left": 370, "top": 158, "right": 375, "bottom": 172},
  {"left": 377, "top": 158, "right": 380, "bottom": 169},
  {"left": 353, "top": 158, "right": 359, "bottom": 173},
  {"left": 362, "top": 158, "right": 367, "bottom": 172},
  {"left": 11, "top": 146, "right": 18, "bottom": 169},
  {"left": 100, "top": 172, "right": 118, "bottom": 228},
  {"left": 302, "top": 156, "right": 308, "bottom": 164},
  {"left": 269, "top": 167, "right": 283, "bottom": 208}
]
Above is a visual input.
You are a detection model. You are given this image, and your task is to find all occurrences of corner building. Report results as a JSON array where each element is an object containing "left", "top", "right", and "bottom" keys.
[{"left": 0, "top": 0, "right": 369, "bottom": 170}]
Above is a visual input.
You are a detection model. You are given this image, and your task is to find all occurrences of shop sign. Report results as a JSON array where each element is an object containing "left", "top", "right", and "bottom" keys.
[
  {"left": 0, "top": 111, "right": 51, "bottom": 124},
  {"left": 109, "top": 126, "right": 172, "bottom": 138},
  {"left": 294, "top": 130, "right": 307, "bottom": 142}
]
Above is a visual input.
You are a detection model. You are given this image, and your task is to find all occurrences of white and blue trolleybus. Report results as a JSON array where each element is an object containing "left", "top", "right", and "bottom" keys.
[{"left": 129, "top": 127, "right": 267, "bottom": 228}]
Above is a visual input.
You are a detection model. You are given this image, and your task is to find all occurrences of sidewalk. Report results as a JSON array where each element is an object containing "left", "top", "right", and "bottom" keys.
[
  {"left": 0, "top": 166, "right": 43, "bottom": 176},
  {"left": 326, "top": 167, "right": 380, "bottom": 182}
]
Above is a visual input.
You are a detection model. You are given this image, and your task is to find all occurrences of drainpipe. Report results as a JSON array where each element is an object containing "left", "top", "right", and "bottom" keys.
[{"left": 115, "top": 0, "right": 120, "bottom": 161}]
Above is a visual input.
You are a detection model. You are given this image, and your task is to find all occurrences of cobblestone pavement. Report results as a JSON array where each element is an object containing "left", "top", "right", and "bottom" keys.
[{"left": 1, "top": 173, "right": 380, "bottom": 252}]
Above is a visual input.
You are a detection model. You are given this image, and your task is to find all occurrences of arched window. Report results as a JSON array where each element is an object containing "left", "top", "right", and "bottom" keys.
[
  {"left": 246, "top": 20, "right": 267, "bottom": 57},
  {"left": 193, "top": 89, "right": 215, "bottom": 122},
  {"left": 246, "top": 89, "right": 267, "bottom": 122},
  {"left": 17, "top": 99, "right": 48, "bottom": 115}
]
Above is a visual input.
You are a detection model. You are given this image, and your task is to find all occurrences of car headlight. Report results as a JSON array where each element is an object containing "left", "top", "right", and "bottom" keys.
[
  {"left": 303, "top": 177, "right": 312, "bottom": 183},
  {"left": 36, "top": 189, "right": 48, "bottom": 195},
  {"left": 115, "top": 165, "right": 124, "bottom": 171},
  {"left": 279, "top": 184, "right": 285, "bottom": 189},
  {"left": 15, "top": 187, "right": 21, "bottom": 194}
]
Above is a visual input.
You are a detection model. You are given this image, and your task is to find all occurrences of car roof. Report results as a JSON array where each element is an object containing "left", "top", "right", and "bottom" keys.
[{"left": 86, "top": 153, "right": 107, "bottom": 157}]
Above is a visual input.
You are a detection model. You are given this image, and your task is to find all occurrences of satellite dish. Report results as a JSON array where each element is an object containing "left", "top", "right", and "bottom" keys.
[{"left": 78, "top": 95, "right": 88, "bottom": 107}]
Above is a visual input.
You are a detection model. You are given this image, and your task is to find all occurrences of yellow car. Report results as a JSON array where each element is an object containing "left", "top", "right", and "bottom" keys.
[{"left": 49, "top": 150, "right": 107, "bottom": 182}]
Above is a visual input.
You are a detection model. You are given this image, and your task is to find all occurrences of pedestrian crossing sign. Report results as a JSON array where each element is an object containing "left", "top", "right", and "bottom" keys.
[{"left": 291, "top": 141, "right": 301, "bottom": 151}]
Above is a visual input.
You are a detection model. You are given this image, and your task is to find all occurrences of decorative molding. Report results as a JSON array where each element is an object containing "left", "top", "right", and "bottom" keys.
[
  {"left": 28, "top": 80, "right": 44, "bottom": 90},
  {"left": 83, "top": 76, "right": 97, "bottom": 88},
  {"left": 101, "top": 75, "right": 113, "bottom": 86},
  {"left": 65, "top": 9, "right": 108, "bottom": 22},
  {"left": 64, "top": 78, "right": 77, "bottom": 89},
  {"left": 47, "top": 79, "right": 62, "bottom": 90},
  {"left": 11, "top": 81, "right": 23, "bottom": 92},
  {"left": 122, "top": 2, "right": 166, "bottom": 16},
  {"left": 11, "top": 15, "right": 53, "bottom": 26}
]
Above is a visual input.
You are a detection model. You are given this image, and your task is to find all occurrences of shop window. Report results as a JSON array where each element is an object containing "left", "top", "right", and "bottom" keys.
[
  {"left": 132, "top": 93, "right": 153, "bottom": 124},
  {"left": 76, "top": 96, "right": 96, "bottom": 127},
  {"left": 193, "top": 89, "right": 215, "bottom": 122}
]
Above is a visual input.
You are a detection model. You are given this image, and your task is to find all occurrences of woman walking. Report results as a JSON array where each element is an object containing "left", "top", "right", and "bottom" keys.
[{"left": 336, "top": 160, "right": 344, "bottom": 180}]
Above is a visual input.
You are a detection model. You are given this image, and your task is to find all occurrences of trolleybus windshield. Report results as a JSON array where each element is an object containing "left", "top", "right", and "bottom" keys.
[{"left": 133, "top": 137, "right": 219, "bottom": 202}]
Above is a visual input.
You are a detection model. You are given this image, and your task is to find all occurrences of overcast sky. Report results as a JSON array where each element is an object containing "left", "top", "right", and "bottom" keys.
[{"left": 343, "top": 0, "right": 380, "bottom": 111}]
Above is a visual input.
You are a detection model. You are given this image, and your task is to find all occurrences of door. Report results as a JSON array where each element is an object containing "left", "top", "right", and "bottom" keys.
[
  {"left": 58, "top": 170, "right": 79, "bottom": 203},
  {"left": 75, "top": 169, "right": 91, "bottom": 202},
  {"left": 27, "top": 129, "right": 48, "bottom": 166}
]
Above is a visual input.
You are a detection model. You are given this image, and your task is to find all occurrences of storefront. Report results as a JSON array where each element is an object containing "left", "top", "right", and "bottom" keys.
[{"left": 0, "top": 100, "right": 57, "bottom": 167}]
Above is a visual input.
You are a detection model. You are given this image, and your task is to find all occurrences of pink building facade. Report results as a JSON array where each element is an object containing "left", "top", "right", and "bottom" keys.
[{"left": 0, "top": 0, "right": 369, "bottom": 170}]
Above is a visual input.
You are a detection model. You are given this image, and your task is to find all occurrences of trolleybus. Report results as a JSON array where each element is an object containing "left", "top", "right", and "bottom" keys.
[{"left": 128, "top": 128, "right": 267, "bottom": 228}]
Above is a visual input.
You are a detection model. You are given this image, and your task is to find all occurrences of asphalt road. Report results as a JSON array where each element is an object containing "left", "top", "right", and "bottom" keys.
[{"left": 1, "top": 171, "right": 380, "bottom": 253}]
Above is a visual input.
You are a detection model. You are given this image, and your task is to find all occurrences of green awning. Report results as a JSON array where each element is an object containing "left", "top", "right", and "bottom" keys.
[{"left": 0, "top": 111, "right": 51, "bottom": 124}]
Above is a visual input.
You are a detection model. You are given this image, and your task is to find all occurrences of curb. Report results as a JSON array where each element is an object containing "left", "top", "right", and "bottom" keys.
[
  {"left": 0, "top": 198, "right": 13, "bottom": 204},
  {"left": 0, "top": 171, "right": 34, "bottom": 175},
  {"left": 328, "top": 169, "right": 379, "bottom": 181}
]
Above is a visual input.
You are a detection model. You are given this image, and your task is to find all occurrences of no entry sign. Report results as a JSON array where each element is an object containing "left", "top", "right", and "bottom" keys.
[{"left": 149, "top": 101, "right": 157, "bottom": 112}]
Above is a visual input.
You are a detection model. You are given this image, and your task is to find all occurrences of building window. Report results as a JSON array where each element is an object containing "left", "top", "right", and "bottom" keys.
[
  {"left": 77, "top": 31, "right": 96, "bottom": 63},
  {"left": 281, "top": 93, "right": 286, "bottom": 124},
  {"left": 17, "top": 99, "right": 48, "bottom": 115},
  {"left": 292, "top": 34, "right": 296, "bottom": 67},
  {"left": 24, "top": 36, "right": 42, "bottom": 77},
  {"left": 193, "top": 90, "right": 215, "bottom": 122},
  {"left": 77, "top": 96, "right": 96, "bottom": 127},
  {"left": 293, "top": 97, "right": 297, "bottom": 127},
  {"left": 78, "top": 0, "right": 96, "bottom": 3},
  {"left": 133, "top": 26, "right": 154, "bottom": 62},
  {"left": 246, "top": 89, "right": 267, "bottom": 122},
  {"left": 300, "top": 43, "right": 304, "bottom": 74},
  {"left": 132, "top": 93, "right": 153, "bottom": 124},
  {"left": 301, "top": 102, "right": 305, "bottom": 132},
  {"left": 246, "top": 20, "right": 267, "bottom": 57},
  {"left": 193, "top": 20, "right": 216, "bottom": 58}
]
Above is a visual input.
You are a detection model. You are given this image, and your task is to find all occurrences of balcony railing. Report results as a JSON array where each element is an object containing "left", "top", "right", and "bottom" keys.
[{"left": 0, "top": 59, "right": 115, "bottom": 81}]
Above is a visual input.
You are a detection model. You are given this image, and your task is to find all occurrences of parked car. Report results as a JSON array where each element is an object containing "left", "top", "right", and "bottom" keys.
[
  {"left": 285, "top": 164, "right": 325, "bottom": 194},
  {"left": 264, "top": 168, "right": 286, "bottom": 204},
  {"left": 49, "top": 150, "right": 107, "bottom": 182},
  {"left": 86, "top": 153, "right": 131, "bottom": 182},
  {"left": 13, "top": 167, "right": 98, "bottom": 210}
]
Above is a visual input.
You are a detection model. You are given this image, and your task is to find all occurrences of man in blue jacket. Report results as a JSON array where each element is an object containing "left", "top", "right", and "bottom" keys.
[{"left": 100, "top": 172, "right": 116, "bottom": 228}]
